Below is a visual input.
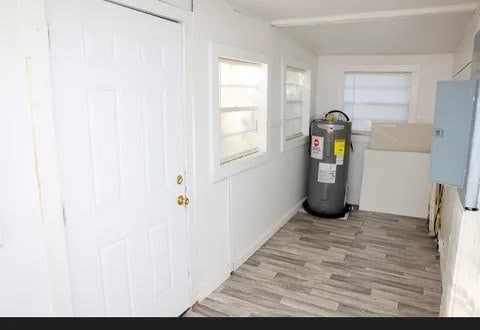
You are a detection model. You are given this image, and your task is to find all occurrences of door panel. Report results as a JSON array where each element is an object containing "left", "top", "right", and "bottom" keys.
[
  {"left": 430, "top": 80, "right": 477, "bottom": 187},
  {"left": 99, "top": 238, "right": 133, "bottom": 316},
  {"left": 47, "top": 0, "right": 189, "bottom": 316}
]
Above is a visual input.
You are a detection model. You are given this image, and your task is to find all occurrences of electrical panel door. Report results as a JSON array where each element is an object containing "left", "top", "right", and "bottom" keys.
[{"left": 430, "top": 80, "right": 478, "bottom": 187}]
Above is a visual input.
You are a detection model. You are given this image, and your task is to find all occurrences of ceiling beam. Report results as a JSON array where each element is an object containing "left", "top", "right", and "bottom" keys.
[{"left": 271, "top": 3, "right": 478, "bottom": 27}]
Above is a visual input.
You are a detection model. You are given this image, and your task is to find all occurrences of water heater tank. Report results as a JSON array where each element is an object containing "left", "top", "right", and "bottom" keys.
[{"left": 304, "top": 113, "right": 352, "bottom": 217}]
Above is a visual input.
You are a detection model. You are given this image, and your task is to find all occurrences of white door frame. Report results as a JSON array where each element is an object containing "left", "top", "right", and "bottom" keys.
[{"left": 19, "top": 0, "right": 194, "bottom": 316}]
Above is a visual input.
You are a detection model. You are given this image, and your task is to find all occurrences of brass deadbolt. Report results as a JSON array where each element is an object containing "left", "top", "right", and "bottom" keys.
[{"left": 177, "top": 175, "right": 184, "bottom": 185}]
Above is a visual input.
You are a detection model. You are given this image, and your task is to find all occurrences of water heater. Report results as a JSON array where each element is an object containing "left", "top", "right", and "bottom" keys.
[{"left": 304, "top": 111, "right": 352, "bottom": 218}]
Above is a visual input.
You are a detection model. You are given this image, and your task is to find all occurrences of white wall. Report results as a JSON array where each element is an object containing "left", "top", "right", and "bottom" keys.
[
  {"left": 439, "top": 186, "right": 473, "bottom": 315},
  {"left": 0, "top": 0, "right": 52, "bottom": 316},
  {"left": 446, "top": 211, "right": 480, "bottom": 316},
  {"left": 189, "top": 0, "right": 317, "bottom": 301},
  {"left": 453, "top": 6, "right": 480, "bottom": 79},
  {"left": 316, "top": 54, "right": 453, "bottom": 205},
  {"left": 440, "top": 1, "right": 480, "bottom": 316}
]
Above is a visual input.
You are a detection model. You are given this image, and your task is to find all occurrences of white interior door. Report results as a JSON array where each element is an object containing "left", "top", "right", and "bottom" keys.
[{"left": 47, "top": 0, "right": 189, "bottom": 316}]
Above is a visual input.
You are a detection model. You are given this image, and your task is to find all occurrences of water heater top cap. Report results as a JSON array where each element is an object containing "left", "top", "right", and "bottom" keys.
[{"left": 323, "top": 110, "right": 350, "bottom": 122}]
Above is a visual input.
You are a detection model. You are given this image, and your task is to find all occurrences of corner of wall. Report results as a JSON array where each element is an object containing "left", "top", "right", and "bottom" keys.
[{"left": 189, "top": 0, "right": 318, "bottom": 305}]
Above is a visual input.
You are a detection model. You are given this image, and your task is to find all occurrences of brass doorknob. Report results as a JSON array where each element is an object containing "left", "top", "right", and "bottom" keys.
[{"left": 177, "top": 195, "right": 189, "bottom": 206}]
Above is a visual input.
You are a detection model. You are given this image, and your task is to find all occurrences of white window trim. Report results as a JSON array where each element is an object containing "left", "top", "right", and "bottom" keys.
[
  {"left": 281, "top": 57, "right": 312, "bottom": 152},
  {"left": 339, "top": 64, "right": 421, "bottom": 132},
  {"left": 209, "top": 42, "right": 270, "bottom": 182}
]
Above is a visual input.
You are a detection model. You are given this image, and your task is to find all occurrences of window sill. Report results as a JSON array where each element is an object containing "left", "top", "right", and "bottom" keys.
[
  {"left": 211, "top": 150, "right": 270, "bottom": 183},
  {"left": 282, "top": 135, "right": 309, "bottom": 152}
]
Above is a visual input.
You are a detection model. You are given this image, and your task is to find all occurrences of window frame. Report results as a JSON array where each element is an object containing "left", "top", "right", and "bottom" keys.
[
  {"left": 340, "top": 65, "right": 421, "bottom": 133},
  {"left": 210, "top": 42, "right": 270, "bottom": 182},
  {"left": 281, "top": 57, "right": 312, "bottom": 152}
]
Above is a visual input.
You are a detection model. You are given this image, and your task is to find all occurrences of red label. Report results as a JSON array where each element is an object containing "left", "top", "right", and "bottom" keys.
[{"left": 313, "top": 138, "right": 320, "bottom": 147}]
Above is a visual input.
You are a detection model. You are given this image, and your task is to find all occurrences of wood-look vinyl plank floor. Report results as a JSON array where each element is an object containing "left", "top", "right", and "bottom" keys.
[{"left": 187, "top": 210, "right": 441, "bottom": 317}]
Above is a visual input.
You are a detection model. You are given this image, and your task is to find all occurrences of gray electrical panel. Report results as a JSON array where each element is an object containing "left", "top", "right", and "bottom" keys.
[{"left": 430, "top": 79, "right": 480, "bottom": 209}]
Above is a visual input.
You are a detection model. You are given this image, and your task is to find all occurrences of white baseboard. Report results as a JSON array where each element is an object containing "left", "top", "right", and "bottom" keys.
[
  {"left": 233, "top": 197, "right": 307, "bottom": 270},
  {"left": 193, "top": 266, "right": 231, "bottom": 303}
]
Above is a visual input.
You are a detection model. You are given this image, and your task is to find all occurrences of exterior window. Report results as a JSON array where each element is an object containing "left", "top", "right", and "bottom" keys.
[
  {"left": 284, "top": 66, "right": 310, "bottom": 141},
  {"left": 219, "top": 58, "right": 267, "bottom": 164},
  {"left": 343, "top": 72, "right": 412, "bottom": 132}
]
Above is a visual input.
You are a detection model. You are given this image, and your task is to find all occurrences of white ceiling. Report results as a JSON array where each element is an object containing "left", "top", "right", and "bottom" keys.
[
  {"left": 287, "top": 12, "right": 472, "bottom": 55},
  {"left": 226, "top": 0, "right": 477, "bottom": 55},
  {"left": 226, "top": 0, "right": 476, "bottom": 20}
]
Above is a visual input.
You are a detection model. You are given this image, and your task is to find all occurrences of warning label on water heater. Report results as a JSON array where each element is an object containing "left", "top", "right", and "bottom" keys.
[
  {"left": 311, "top": 136, "right": 324, "bottom": 160},
  {"left": 334, "top": 139, "right": 346, "bottom": 156},
  {"left": 318, "top": 163, "right": 337, "bottom": 184}
]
